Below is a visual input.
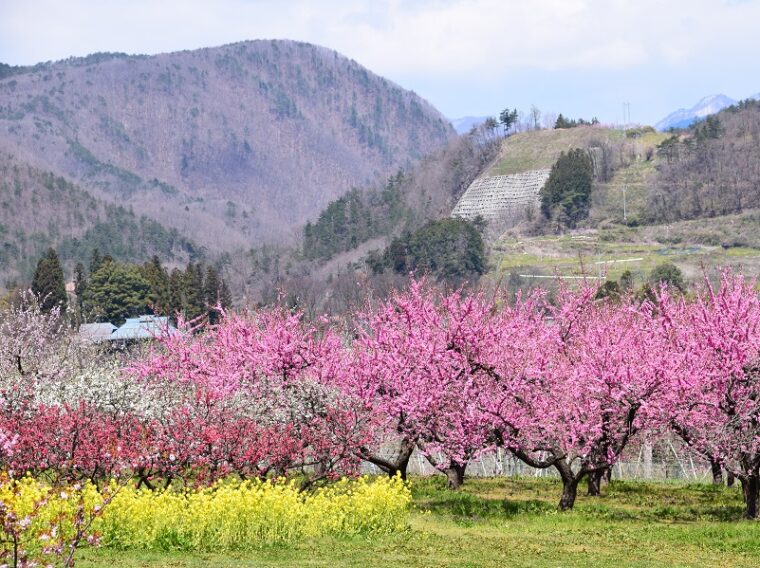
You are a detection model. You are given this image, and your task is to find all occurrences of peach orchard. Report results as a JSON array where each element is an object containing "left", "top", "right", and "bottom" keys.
[{"left": 1, "top": 273, "right": 760, "bottom": 522}]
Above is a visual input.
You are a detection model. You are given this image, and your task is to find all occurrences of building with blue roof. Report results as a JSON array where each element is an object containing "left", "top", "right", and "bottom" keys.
[
  {"left": 78, "top": 322, "right": 118, "bottom": 343},
  {"left": 109, "top": 315, "right": 179, "bottom": 341}
]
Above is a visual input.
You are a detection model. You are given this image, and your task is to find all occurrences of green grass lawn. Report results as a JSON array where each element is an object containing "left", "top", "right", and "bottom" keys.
[{"left": 78, "top": 476, "right": 760, "bottom": 568}]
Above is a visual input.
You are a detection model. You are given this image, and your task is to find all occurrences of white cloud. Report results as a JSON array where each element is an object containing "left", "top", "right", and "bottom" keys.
[
  {"left": 1, "top": 0, "right": 757, "bottom": 71},
  {"left": 1, "top": 0, "right": 758, "bottom": 122}
]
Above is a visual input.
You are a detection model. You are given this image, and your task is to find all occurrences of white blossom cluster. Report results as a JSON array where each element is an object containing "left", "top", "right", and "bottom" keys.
[{"left": 0, "top": 294, "right": 164, "bottom": 418}]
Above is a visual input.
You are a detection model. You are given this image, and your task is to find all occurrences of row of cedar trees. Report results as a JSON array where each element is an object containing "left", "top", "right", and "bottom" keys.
[{"left": 31, "top": 247, "right": 231, "bottom": 325}]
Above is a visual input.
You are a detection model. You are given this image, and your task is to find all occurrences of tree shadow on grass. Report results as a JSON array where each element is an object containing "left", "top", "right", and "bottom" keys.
[
  {"left": 414, "top": 490, "right": 554, "bottom": 524},
  {"left": 410, "top": 477, "right": 749, "bottom": 524}
]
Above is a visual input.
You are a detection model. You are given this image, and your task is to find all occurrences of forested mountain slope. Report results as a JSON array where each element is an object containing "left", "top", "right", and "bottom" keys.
[
  {"left": 648, "top": 100, "right": 760, "bottom": 222},
  {"left": 0, "top": 151, "right": 197, "bottom": 286},
  {"left": 0, "top": 40, "right": 454, "bottom": 266},
  {"left": 302, "top": 129, "right": 500, "bottom": 261}
]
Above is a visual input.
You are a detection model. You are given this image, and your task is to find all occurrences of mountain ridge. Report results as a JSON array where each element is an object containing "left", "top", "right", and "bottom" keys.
[
  {"left": 450, "top": 115, "right": 489, "bottom": 134},
  {"left": 655, "top": 94, "right": 736, "bottom": 131},
  {"left": 0, "top": 40, "right": 454, "bottom": 284}
]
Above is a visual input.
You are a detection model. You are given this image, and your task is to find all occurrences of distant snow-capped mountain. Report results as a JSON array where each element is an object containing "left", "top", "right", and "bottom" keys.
[
  {"left": 451, "top": 115, "right": 490, "bottom": 134},
  {"left": 655, "top": 94, "right": 736, "bottom": 131}
]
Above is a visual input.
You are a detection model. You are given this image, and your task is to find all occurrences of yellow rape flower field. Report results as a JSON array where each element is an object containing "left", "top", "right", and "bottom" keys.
[
  {"left": 4, "top": 476, "right": 760, "bottom": 567},
  {"left": 98, "top": 476, "right": 411, "bottom": 550},
  {"left": 0, "top": 475, "right": 409, "bottom": 553}
]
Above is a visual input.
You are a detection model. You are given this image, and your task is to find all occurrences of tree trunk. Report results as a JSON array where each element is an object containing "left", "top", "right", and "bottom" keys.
[
  {"left": 710, "top": 459, "right": 723, "bottom": 485},
  {"left": 393, "top": 439, "right": 415, "bottom": 481},
  {"left": 445, "top": 461, "right": 467, "bottom": 490},
  {"left": 586, "top": 469, "right": 604, "bottom": 496},
  {"left": 727, "top": 472, "right": 736, "bottom": 487},
  {"left": 554, "top": 459, "right": 581, "bottom": 511},
  {"left": 559, "top": 476, "right": 580, "bottom": 511},
  {"left": 360, "top": 438, "right": 415, "bottom": 480},
  {"left": 741, "top": 475, "right": 760, "bottom": 519}
]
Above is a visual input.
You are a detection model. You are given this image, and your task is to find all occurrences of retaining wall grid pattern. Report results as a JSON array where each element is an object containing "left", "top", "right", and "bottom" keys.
[{"left": 451, "top": 169, "right": 551, "bottom": 221}]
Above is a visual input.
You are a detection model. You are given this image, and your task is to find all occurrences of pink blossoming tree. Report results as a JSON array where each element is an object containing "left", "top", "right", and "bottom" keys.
[
  {"left": 133, "top": 308, "right": 370, "bottom": 486},
  {"left": 348, "top": 281, "right": 496, "bottom": 487},
  {"left": 468, "top": 287, "right": 667, "bottom": 509},
  {"left": 656, "top": 273, "right": 760, "bottom": 518}
]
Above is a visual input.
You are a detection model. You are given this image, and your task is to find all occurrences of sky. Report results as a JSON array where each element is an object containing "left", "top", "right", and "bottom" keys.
[{"left": 2, "top": 0, "right": 759, "bottom": 126}]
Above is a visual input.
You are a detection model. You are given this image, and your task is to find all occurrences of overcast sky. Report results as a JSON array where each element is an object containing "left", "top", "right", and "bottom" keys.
[{"left": 2, "top": 0, "right": 759, "bottom": 125}]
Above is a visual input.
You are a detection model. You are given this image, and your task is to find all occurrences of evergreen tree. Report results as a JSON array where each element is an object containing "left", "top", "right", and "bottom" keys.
[
  {"left": 31, "top": 248, "right": 67, "bottom": 313},
  {"left": 218, "top": 279, "right": 232, "bottom": 311},
  {"left": 140, "top": 255, "right": 171, "bottom": 315},
  {"left": 649, "top": 262, "right": 686, "bottom": 293},
  {"left": 483, "top": 116, "right": 499, "bottom": 137},
  {"left": 182, "top": 262, "right": 206, "bottom": 321},
  {"left": 499, "top": 107, "right": 518, "bottom": 136},
  {"left": 619, "top": 269, "right": 634, "bottom": 292},
  {"left": 695, "top": 115, "right": 723, "bottom": 142},
  {"left": 73, "top": 262, "right": 87, "bottom": 299},
  {"left": 539, "top": 148, "right": 594, "bottom": 228},
  {"left": 302, "top": 174, "right": 410, "bottom": 261},
  {"left": 554, "top": 114, "right": 596, "bottom": 129},
  {"left": 204, "top": 266, "right": 222, "bottom": 324},
  {"left": 72, "top": 262, "right": 87, "bottom": 324},
  {"left": 168, "top": 268, "right": 186, "bottom": 321},
  {"left": 89, "top": 248, "right": 104, "bottom": 275},
  {"left": 382, "top": 218, "right": 486, "bottom": 283},
  {"left": 81, "top": 261, "right": 150, "bottom": 324},
  {"left": 594, "top": 280, "right": 621, "bottom": 300}
]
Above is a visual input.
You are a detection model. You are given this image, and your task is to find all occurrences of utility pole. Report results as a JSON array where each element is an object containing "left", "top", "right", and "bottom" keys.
[{"left": 622, "top": 102, "right": 631, "bottom": 128}]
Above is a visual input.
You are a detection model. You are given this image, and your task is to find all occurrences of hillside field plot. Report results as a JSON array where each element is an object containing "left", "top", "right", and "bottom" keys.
[
  {"left": 492, "top": 217, "right": 760, "bottom": 286},
  {"left": 486, "top": 126, "right": 666, "bottom": 177},
  {"left": 487, "top": 127, "right": 624, "bottom": 176},
  {"left": 79, "top": 477, "right": 760, "bottom": 568}
]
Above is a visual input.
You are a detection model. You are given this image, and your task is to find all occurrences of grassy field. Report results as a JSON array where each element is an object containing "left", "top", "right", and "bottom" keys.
[
  {"left": 591, "top": 152, "right": 661, "bottom": 224},
  {"left": 490, "top": 210, "right": 760, "bottom": 287},
  {"left": 485, "top": 125, "right": 667, "bottom": 179},
  {"left": 487, "top": 126, "right": 625, "bottom": 176},
  {"left": 78, "top": 477, "right": 760, "bottom": 568}
]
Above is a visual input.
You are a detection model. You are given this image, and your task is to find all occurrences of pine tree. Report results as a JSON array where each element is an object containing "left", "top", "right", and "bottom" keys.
[
  {"left": 539, "top": 149, "right": 594, "bottom": 228},
  {"left": 555, "top": 113, "right": 573, "bottom": 129},
  {"left": 381, "top": 218, "right": 486, "bottom": 283},
  {"left": 203, "top": 266, "right": 222, "bottom": 324},
  {"left": 73, "top": 263, "right": 87, "bottom": 299},
  {"left": 499, "top": 107, "right": 518, "bottom": 136},
  {"left": 72, "top": 262, "right": 87, "bottom": 324},
  {"left": 182, "top": 262, "right": 205, "bottom": 322},
  {"left": 81, "top": 261, "right": 150, "bottom": 324},
  {"left": 168, "top": 268, "right": 186, "bottom": 321},
  {"left": 140, "top": 255, "right": 171, "bottom": 315},
  {"left": 203, "top": 266, "right": 221, "bottom": 305},
  {"left": 31, "top": 248, "right": 67, "bottom": 313},
  {"left": 89, "top": 248, "right": 103, "bottom": 275}
]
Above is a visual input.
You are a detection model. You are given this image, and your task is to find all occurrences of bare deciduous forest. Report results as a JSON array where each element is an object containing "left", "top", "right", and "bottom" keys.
[{"left": 648, "top": 101, "right": 760, "bottom": 222}]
